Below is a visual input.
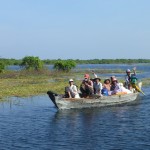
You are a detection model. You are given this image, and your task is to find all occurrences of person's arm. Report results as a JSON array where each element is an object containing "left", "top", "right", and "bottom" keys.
[
  {"left": 89, "top": 80, "right": 93, "bottom": 89},
  {"left": 133, "top": 67, "right": 136, "bottom": 76},
  {"left": 100, "top": 83, "right": 103, "bottom": 90},
  {"left": 72, "top": 85, "right": 78, "bottom": 95},
  {"left": 93, "top": 73, "right": 97, "bottom": 78},
  {"left": 125, "top": 75, "right": 130, "bottom": 83},
  {"left": 84, "top": 81, "right": 93, "bottom": 90},
  {"left": 91, "top": 70, "right": 97, "bottom": 78}
]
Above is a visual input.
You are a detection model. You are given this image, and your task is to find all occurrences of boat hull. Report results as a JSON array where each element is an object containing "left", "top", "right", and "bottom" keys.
[{"left": 47, "top": 91, "right": 139, "bottom": 110}]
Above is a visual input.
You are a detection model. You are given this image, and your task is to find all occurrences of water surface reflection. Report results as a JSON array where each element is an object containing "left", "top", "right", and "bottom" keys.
[{"left": 0, "top": 88, "right": 150, "bottom": 150}]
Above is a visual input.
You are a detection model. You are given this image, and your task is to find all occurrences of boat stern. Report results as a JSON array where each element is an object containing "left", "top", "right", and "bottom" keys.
[{"left": 47, "top": 91, "right": 59, "bottom": 109}]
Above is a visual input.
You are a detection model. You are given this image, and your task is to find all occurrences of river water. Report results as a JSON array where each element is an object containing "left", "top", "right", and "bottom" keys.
[{"left": 1, "top": 64, "right": 150, "bottom": 150}]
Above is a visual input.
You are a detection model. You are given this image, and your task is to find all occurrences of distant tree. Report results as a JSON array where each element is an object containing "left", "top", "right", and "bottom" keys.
[
  {"left": 20, "top": 56, "right": 43, "bottom": 70},
  {"left": 0, "top": 62, "right": 5, "bottom": 73},
  {"left": 53, "top": 60, "right": 76, "bottom": 72}
]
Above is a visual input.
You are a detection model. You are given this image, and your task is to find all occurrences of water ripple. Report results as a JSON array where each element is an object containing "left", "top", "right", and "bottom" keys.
[{"left": 0, "top": 90, "right": 150, "bottom": 150}]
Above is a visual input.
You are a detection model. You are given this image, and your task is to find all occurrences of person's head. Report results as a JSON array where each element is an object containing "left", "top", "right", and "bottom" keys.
[
  {"left": 104, "top": 79, "right": 111, "bottom": 84},
  {"left": 69, "top": 79, "right": 74, "bottom": 85},
  {"left": 84, "top": 74, "right": 90, "bottom": 81},
  {"left": 112, "top": 77, "right": 118, "bottom": 85},
  {"left": 126, "top": 69, "right": 131, "bottom": 75},
  {"left": 110, "top": 76, "right": 116, "bottom": 82},
  {"left": 95, "top": 77, "right": 101, "bottom": 83}
]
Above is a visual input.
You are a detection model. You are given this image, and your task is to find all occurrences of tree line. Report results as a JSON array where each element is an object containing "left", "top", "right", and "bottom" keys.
[
  {"left": 1, "top": 57, "right": 150, "bottom": 73},
  {"left": 1, "top": 58, "right": 150, "bottom": 65}
]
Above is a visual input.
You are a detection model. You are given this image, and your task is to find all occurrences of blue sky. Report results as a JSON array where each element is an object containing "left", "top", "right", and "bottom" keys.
[{"left": 0, "top": 0, "right": 150, "bottom": 59}]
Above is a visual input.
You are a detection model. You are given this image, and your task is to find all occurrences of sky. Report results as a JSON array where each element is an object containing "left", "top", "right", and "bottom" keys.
[{"left": 0, "top": 0, "right": 150, "bottom": 60}]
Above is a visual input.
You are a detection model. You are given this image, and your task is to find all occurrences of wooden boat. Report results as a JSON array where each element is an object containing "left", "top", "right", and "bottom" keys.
[{"left": 47, "top": 91, "right": 139, "bottom": 110}]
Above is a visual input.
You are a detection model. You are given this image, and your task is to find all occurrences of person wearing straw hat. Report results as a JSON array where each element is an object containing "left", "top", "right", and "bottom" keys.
[
  {"left": 110, "top": 77, "right": 121, "bottom": 95},
  {"left": 93, "top": 77, "right": 103, "bottom": 96}
]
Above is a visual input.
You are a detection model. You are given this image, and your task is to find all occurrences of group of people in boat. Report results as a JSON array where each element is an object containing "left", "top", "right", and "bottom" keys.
[{"left": 64, "top": 67, "right": 138, "bottom": 98}]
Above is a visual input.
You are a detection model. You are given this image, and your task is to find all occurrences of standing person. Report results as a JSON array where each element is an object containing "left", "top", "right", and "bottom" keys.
[
  {"left": 93, "top": 77, "right": 103, "bottom": 96},
  {"left": 80, "top": 74, "right": 94, "bottom": 97},
  {"left": 65, "top": 79, "right": 80, "bottom": 98},
  {"left": 124, "top": 67, "right": 136, "bottom": 89}
]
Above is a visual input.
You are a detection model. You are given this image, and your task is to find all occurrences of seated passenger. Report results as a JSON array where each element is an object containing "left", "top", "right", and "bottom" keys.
[
  {"left": 110, "top": 77, "right": 121, "bottom": 95},
  {"left": 80, "top": 74, "right": 94, "bottom": 97},
  {"left": 110, "top": 76, "right": 116, "bottom": 85},
  {"left": 118, "top": 82, "right": 132, "bottom": 94},
  {"left": 103, "top": 78, "right": 111, "bottom": 91},
  {"left": 65, "top": 79, "right": 80, "bottom": 98},
  {"left": 93, "top": 77, "right": 103, "bottom": 96},
  {"left": 101, "top": 87, "right": 109, "bottom": 96},
  {"left": 101, "top": 78, "right": 111, "bottom": 96}
]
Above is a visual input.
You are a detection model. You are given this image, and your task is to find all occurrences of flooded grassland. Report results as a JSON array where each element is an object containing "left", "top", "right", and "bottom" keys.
[{"left": 0, "top": 67, "right": 149, "bottom": 99}]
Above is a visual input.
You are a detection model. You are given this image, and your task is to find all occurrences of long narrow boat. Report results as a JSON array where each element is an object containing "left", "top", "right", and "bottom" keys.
[{"left": 47, "top": 91, "right": 139, "bottom": 110}]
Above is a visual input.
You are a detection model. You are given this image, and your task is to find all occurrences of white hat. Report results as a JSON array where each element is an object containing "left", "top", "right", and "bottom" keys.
[
  {"left": 69, "top": 79, "right": 74, "bottom": 82},
  {"left": 126, "top": 69, "right": 131, "bottom": 72}
]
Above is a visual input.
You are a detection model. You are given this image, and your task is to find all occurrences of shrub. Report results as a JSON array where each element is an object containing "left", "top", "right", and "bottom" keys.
[
  {"left": 20, "top": 56, "right": 43, "bottom": 71},
  {"left": 53, "top": 60, "right": 76, "bottom": 72},
  {"left": 0, "top": 62, "right": 5, "bottom": 73}
]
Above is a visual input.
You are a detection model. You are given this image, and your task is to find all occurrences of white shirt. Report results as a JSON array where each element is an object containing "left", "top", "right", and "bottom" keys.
[
  {"left": 93, "top": 82, "right": 103, "bottom": 95},
  {"left": 69, "top": 85, "right": 80, "bottom": 98}
]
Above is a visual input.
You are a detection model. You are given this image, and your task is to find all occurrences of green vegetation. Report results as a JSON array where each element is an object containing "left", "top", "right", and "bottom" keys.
[
  {"left": 20, "top": 56, "right": 43, "bottom": 70},
  {"left": 0, "top": 69, "right": 79, "bottom": 99},
  {"left": 0, "top": 57, "right": 149, "bottom": 99},
  {"left": 1, "top": 58, "right": 150, "bottom": 66},
  {"left": 53, "top": 60, "right": 76, "bottom": 72},
  {"left": 0, "top": 68, "right": 149, "bottom": 100},
  {"left": 44, "top": 59, "right": 150, "bottom": 64},
  {"left": 0, "top": 58, "right": 21, "bottom": 65},
  {"left": 0, "top": 62, "right": 5, "bottom": 73}
]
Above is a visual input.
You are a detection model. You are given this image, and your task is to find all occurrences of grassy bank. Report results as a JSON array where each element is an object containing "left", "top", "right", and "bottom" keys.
[
  {"left": 0, "top": 69, "right": 148, "bottom": 99},
  {"left": 0, "top": 70, "right": 81, "bottom": 99}
]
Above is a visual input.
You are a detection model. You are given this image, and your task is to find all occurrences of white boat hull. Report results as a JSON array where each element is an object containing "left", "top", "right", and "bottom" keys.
[{"left": 47, "top": 91, "right": 139, "bottom": 110}]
